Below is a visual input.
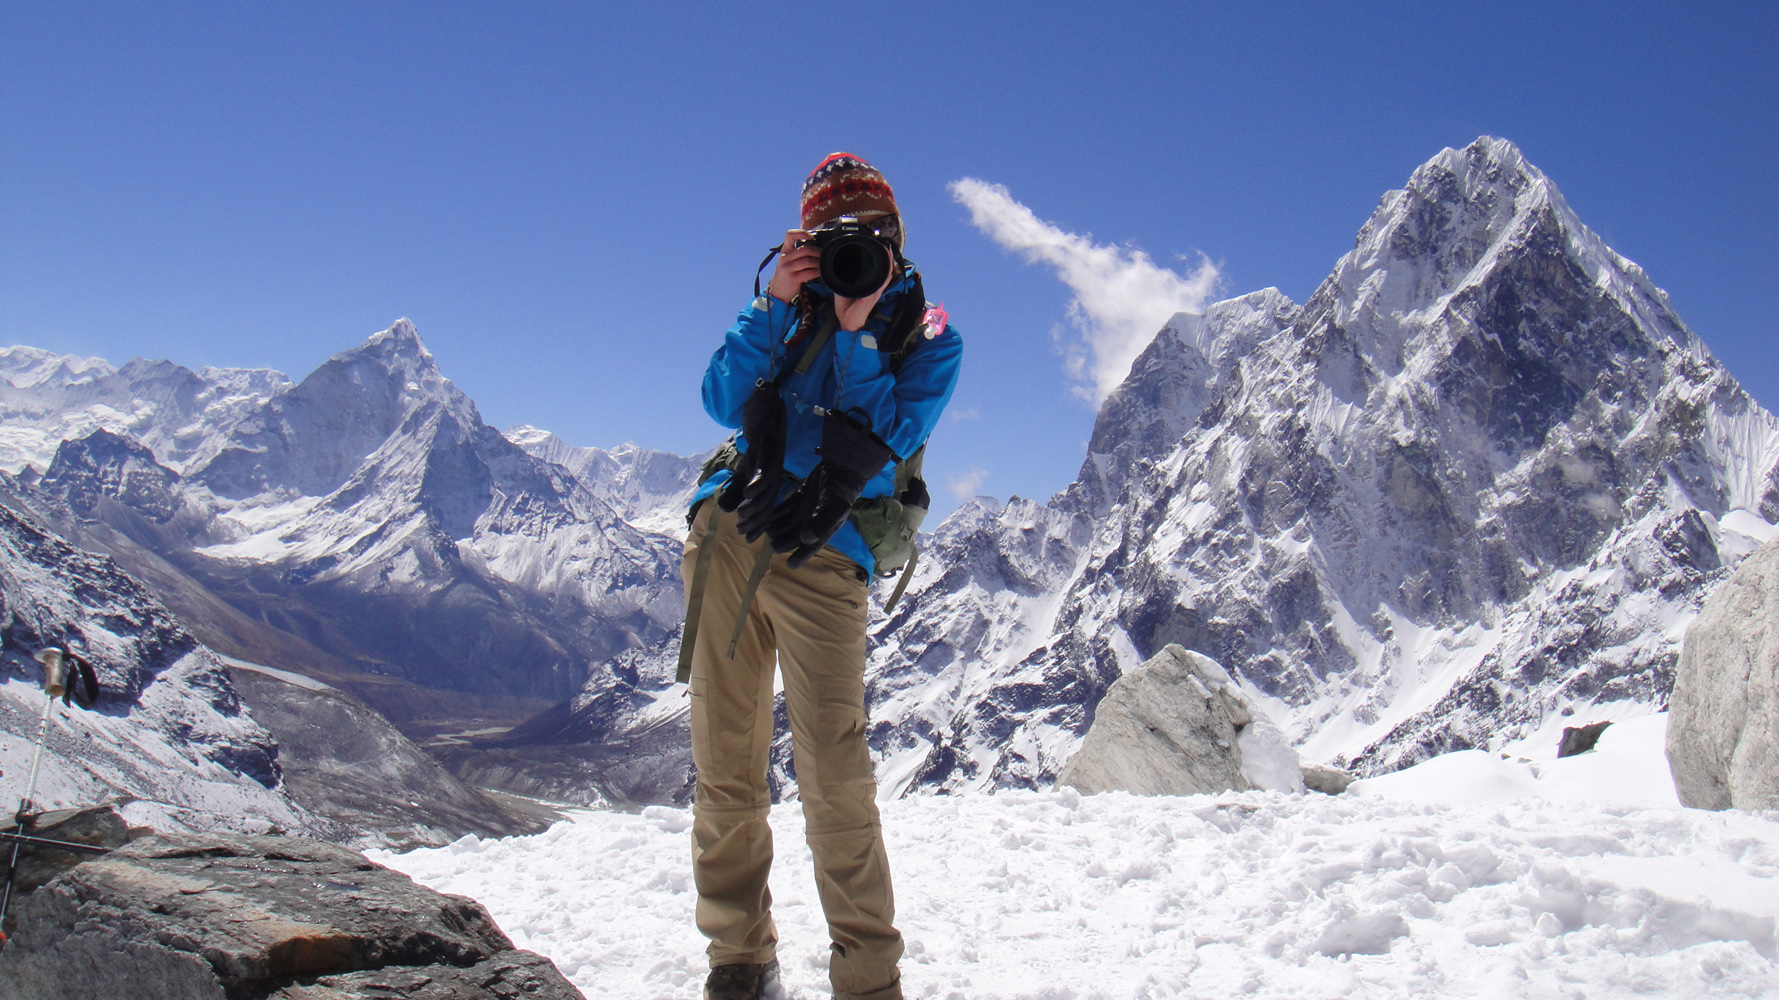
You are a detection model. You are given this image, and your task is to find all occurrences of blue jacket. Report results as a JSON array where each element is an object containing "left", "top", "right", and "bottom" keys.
[{"left": 691, "top": 270, "right": 963, "bottom": 574}]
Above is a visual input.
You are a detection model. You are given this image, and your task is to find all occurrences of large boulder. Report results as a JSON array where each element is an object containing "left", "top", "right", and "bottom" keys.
[
  {"left": 0, "top": 831, "right": 582, "bottom": 1000},
  {"left": 1058, "top": 644, "right": 1305, "bottom": 795},
  {"left": 1668, "top": 535, "right": 1779, "bottom": 810}
]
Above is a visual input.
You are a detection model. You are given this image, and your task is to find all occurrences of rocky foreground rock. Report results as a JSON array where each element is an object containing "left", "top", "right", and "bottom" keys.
[
  {"left": 1057, "top": 644, "right": 1309, "bottom": 796},
  {"left": 0, "top": 828, "right": 583, "bottom": 1000},
  {"left": 1668, "top": 534, "right": 1779, "bottom": 810}
]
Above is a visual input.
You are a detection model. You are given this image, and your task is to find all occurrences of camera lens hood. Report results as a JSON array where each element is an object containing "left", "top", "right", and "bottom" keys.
[{"left": 818, "top": 231, "right": 892, "bottom": 298}]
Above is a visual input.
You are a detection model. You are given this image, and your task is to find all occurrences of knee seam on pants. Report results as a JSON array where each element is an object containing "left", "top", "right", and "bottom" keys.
[
  {"left": 694, "top": 801, "right": 773, "bottom": 818},
  {"left": 803, "top": 820, "right": 882, "bottom": 842}
]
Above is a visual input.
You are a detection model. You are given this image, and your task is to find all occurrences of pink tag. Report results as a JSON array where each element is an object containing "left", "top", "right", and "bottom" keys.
[{"left": 920, "top": 303, "right": 949, "bottom": 340}]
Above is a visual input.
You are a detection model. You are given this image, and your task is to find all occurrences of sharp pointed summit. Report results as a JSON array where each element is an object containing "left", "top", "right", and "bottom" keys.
[
  {"left": 195, "top": 320, "right": 463, "bottom": 499},
  {"left": 853, "top": 139, "right": 1779, "bottom": 793}
]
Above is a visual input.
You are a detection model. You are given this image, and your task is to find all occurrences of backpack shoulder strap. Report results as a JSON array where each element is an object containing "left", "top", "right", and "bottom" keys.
[
  {"left": 879, "top": 270, "right": 928, "bottom": 370},
  {"left": 794, "top": 303, "right": 840, "bottom": 376}
]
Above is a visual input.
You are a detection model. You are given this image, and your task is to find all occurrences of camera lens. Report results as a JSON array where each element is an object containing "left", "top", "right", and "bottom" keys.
[{"left": 820, "top": 233, "right": 890, "bottom": 298}]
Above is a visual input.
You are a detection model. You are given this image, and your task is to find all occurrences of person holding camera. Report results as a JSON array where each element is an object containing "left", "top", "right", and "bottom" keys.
[{"left": 679, "top": 153, "right": 962, "bottom": 1000}]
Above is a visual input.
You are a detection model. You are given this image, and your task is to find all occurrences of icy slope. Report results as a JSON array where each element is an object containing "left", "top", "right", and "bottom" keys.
[
  {"left": 378, "top": 714, "right": 1779, "bottom": 1000},
  {"left": 865, "top": 137, "right": 1779, "bottom": 791}
]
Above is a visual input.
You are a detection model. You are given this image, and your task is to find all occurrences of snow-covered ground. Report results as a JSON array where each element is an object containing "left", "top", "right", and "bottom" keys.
[{"left": 374, "top": 715, "right": 1779, "bottom": 999}]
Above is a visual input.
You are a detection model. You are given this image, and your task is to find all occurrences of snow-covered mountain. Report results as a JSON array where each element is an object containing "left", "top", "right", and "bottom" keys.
[
  {"left": 0, "top": 346, "right": 291, "bottom": 477},
  {"left": 0, "top": 321, "right": 710, "bottom": 808},
  {"left": 860, "top": 137, "right": 1779, "bottom": 791},
  {"left": 0, "top": 477, "right": 330, "bottom": 839},
  {"left": 503, "top": 426, "right": 705, "bottom": 538},
  {"left": 27, "top": 322, "right": 686, "bottom": 714},
  {"left": 11, "top": 137, "right": 1771, "bottom": 814},
  {"left": 0, "top": 469, "right": 550, "bottom": 846}
]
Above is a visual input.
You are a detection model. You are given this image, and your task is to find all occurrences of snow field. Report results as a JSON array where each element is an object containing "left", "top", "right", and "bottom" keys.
[{"left": 376, "top": 718, "right": 1779, "bottom": 999}]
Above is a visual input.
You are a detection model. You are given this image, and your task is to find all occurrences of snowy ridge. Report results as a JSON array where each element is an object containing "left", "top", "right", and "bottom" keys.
[
  {"left": 859, "top": 137, "right": 1779, "bottom": 792},
  {"left": 504, "top": 426, "right": 705, "bottom": 538},
  {"left": 0, "top": 347, "right": 290, "bottom": 477}
]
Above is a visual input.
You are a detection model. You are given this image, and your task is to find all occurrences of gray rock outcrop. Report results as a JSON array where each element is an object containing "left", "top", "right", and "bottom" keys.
[
  {"left": 0, "top": 831, "right": 583, "bottom": 1000},
  {"left": 1058, "top": 644, "right": 1305, "bottom": 795},
  {"left": 1300, "top": 762, "right": 1356, "bottom": 795},
  {"left": 1668, "top": 535, "right": 1779, "bottom": 810}
]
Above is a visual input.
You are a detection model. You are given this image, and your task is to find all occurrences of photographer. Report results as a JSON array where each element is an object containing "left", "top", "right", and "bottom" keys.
[{"left": 679, "top": 153, "right": 962, "bottom": 1000}]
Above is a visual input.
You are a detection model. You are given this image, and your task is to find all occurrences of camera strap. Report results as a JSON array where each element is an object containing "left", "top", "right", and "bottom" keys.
[{"left": 753, "top": 244, "right": 782, "bottom": 300}]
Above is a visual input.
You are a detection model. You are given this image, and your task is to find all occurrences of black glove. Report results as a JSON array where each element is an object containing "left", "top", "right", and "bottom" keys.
[
  {"left": 765, "top": 409, "right": 894, "bottom": 568},
  {"left": 716, "top": 380, "right": 788, "bottom": 542}
]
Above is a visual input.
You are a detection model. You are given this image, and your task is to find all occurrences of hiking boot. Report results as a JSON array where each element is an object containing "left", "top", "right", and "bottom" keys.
[{"left": 703, "top": 958, "right": 780, "bottom": 1000}]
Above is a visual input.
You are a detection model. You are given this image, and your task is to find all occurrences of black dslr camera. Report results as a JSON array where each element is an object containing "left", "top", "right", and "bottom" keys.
[{"left": 796, "top": 217, "right": 896, "bottom": 298}]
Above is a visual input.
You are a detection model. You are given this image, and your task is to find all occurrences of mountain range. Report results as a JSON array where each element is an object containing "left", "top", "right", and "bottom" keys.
[{"left": 2, "top": 137, "right": 1766, "bottom": 834}]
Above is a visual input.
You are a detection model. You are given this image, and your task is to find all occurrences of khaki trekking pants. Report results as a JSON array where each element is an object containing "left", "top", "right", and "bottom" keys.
[{"left": 682, "top": 502, "right": 904, "bottom": 1000}]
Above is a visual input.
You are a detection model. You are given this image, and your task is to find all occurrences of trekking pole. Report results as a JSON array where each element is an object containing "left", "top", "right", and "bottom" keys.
[
  {"left": 0, "top": 646, "right": 68, "bottom": 941},
  {"left": 18, "top": 648, "right": 63, "bottom": 816}
]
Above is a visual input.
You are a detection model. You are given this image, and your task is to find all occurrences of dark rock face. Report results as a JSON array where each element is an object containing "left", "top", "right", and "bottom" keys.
[
  {"left": 0, "top": 832, "right": 583, "bottom": 1000},
  {"left": 1558, "top": 721, "right": 1612, "bottom": 758},
  {"left": 40, "top": 429, "right": 185, "bottom": 522},
  {"left": 862, "top": 137, "right": 1779, "bottom": 791},
  {"left": 268, "top": 950, "right": 578, "bottom": 999}
]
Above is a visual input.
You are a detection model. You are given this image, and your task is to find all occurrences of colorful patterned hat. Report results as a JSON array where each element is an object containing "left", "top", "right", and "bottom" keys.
[{"left": 800, "top": 153, "right": 902, "bottom": 249}]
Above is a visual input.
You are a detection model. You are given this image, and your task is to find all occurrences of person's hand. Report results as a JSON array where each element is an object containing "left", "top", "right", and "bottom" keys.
[{"left": 766, "top": 230, "right": 820, "bottom": 304}]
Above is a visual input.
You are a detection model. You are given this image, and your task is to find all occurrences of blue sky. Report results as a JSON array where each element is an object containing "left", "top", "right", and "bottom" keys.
[{"left": 3, "top": 2, "right": 1773, "bottom": 523}]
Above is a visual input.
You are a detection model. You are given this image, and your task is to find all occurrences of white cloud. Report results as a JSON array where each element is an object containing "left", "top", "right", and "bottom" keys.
[
  {"left": 947, "top": 406, "right": 982, "bottom": 423},
  {"left": 949, "top": 178, "right": 1220, "bottom": 403},
  {"left": 946, "top": 467, "right": 989, "bottom": 502}
]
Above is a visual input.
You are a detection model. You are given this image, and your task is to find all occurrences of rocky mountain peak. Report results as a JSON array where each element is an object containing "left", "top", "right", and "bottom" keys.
[
  {"left": 40, "top": 429, "right": 183, "bottom": 522},
  {"left": 855, "top": 139, "right": 1779, "bottom": 796},
  {"left": 1059, "top": 287, "right": 1300, "bottom": 517},
  {"left": 321, "top": 318, "right": 455, "bottom": 410},
  {"left": 1317, "top": 136, "right": 1705, "bottom": 395},
  {"left": 194, "top": 320, "right": 470, "bottom": 499}
]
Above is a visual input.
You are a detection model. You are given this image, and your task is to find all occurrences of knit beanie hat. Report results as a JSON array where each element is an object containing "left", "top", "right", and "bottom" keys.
[{"left": 800, "top": 153, "right": 902, "bottom": 250}]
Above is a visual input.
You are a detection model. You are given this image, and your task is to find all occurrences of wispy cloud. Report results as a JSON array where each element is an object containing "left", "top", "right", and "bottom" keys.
[
  {"left": 947, "top": 406, "right": 982, "bottom": 423},
  {"left": 947, "top": 467, "right": 989, "bottom": 502},
  {"left": 949, "top": 178, "right": 1220, "bottom": 403}
]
